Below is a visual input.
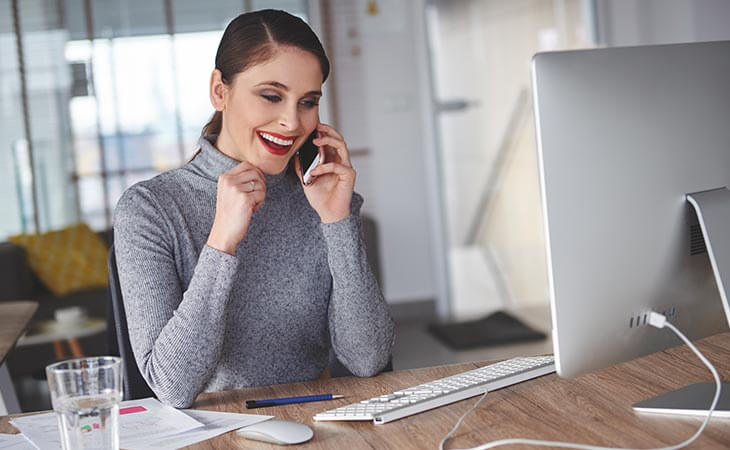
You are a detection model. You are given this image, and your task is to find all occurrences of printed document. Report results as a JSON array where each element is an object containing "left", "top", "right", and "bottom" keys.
[
  {"left": 0, "top": 434, "right": 36, "bottom": 450},
  {"left": 131, "top": 409, "right": 271, "bottom": 449},
  {"left": 10, "top": 398, "right": 202, "bottom": 450}
]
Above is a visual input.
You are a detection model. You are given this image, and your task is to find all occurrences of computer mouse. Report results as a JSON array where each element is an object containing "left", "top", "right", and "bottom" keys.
[{"left": 236, "top": 419, "right": 314, "bottom": 445}]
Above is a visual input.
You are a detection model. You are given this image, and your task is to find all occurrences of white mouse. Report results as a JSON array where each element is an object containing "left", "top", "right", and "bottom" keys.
[{"left": 236, "top": 420, "right": 314, "bottom": 445}]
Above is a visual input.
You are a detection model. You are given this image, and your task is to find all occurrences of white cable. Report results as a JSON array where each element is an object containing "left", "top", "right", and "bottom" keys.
[
  {"left": 439, "top": 391, "right": 489, "bottom": 450},
  {"left": 441, "top": 312, "right": 722, "bottom": 450}
]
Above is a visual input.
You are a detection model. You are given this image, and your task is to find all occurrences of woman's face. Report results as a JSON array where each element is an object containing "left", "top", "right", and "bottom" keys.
[{"left": 214, "top": 46, "right": 323, "bottom": 175}]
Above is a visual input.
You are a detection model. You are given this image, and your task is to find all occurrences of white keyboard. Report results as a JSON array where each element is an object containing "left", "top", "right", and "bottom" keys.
[{"left": 313, "top": 355, "right": 555, "bottom": 424}]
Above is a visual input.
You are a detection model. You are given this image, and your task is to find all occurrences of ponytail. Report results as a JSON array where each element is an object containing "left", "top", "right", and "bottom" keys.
[
  {"left": 202, "top": 111, "right": 223, "bottom": 137},
  {"left": 188, "top": 111, "right": 222, "bottom": 162}
]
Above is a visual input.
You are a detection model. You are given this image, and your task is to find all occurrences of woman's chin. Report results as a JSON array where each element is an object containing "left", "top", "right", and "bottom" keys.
[{"left": 259, "top": 161, "right": 290, "bottom": 176}]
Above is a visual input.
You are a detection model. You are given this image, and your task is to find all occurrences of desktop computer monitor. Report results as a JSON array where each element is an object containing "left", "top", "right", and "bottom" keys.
[{"left": 531, "top": 40, "right": 730, "bottom": 406}]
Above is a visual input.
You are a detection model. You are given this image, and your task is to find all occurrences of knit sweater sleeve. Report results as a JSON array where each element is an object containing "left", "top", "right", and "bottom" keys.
[
  {"left": 321, "top": 193, "right": 396, "bottom": 376},
  {"left": 113, "top": 184, "right": 238, "bottom": 408}
]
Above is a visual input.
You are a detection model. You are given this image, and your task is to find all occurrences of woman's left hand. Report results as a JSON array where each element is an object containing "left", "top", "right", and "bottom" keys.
[{"left": 295, "top": 123, "right": 355, "bottom": 223}]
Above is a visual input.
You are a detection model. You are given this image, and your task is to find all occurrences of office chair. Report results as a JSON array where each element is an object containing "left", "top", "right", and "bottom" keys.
[{"left": 107, "top": 244, "right": 156, "bottom": 400}]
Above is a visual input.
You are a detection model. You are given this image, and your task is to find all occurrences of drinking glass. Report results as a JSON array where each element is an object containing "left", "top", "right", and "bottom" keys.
[{"left": 46, "top": 357, "right": 123, "bottom": 450}]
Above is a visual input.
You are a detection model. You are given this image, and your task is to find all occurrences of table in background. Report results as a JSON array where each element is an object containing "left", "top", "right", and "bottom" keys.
[
  {"left": 0, "top": 301, "right": 38, "bottom": 415},
  {"left": 2, "top": 333, "right": 729, "bottom": 448},
  {"left": 17, "top": 318, "right": 106, "bottom": 359}
]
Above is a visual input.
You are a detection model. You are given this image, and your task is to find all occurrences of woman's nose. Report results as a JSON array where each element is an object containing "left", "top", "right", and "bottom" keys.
[{"left": 278, "top": 104, "right": 301, "bottom": 131}]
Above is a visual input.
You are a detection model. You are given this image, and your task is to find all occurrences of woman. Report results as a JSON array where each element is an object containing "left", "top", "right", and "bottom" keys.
[{"left": 113, "top": 9, "right": 395, "bottom": 408}]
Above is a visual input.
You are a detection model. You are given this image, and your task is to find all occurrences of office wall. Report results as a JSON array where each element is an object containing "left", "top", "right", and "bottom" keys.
[
  {"left": 428, "top": 0, "right": 591, "bottom": 317},
  {"left": 596, "top": 0, "right": 730, "bottom": 46},
  {"left": 328, "top": 0, "right": 443, "bottom": 306}
]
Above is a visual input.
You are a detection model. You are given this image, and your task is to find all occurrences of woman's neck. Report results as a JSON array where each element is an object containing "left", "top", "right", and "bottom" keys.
[{"left": 214, "top": 129, "right": 244, "bottom": 163}]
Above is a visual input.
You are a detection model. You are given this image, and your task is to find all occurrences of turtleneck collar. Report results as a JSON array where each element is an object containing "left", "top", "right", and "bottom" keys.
[{"left": 193, "top": 135, "right": 291, "bottom": 187}]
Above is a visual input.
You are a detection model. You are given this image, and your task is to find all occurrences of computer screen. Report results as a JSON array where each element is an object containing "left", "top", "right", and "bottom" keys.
[{"left": 531, "top": 40, "right": 730, "bottom": 380}]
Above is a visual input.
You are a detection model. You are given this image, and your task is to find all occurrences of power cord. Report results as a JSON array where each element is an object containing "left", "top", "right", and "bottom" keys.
[
  {"left": 440, "top": 312, "right": 722, "bottom": 450},
  {"left": 439, "top": 390, "right": 490, "bottom": 450}
]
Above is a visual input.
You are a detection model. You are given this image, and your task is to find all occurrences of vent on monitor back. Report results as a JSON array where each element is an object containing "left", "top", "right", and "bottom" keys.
[
  {"left": 690, "top": 224, "right": 707, "bottom": 255},
  {"left": 686, "top": 203, "right": 707, "bottom": 256},
  {"left": 629, "top": 308, "right": 676, "bottom": 329}
]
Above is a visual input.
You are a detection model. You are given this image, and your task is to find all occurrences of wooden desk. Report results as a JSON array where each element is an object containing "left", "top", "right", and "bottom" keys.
[
  {"left": 0, "top": 301, "right": 38, "bottom": 415},
  {"left": 2, "top": 332, "right": 729, "bottom": 448}
]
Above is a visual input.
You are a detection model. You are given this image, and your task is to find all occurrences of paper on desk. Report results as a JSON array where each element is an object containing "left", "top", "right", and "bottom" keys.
[
  {"left": 10, "top": 397, "right": 203, "bottom": 450},
  {"left": 130, "top": 409, "right": 272, "bottom": 449},
  {"left": 0, "top": 433, "right": 36, "bottom": 450},
  {"left": 9, "top": 413, "right": 66, "bottom": 450}
]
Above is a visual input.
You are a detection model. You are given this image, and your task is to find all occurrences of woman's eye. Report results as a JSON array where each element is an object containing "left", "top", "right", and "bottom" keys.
[
  {"left": 300, "top": 99, "right": 319, "bottom": 108},
  {"left": 262, "top": 94, "right": 281, "bottom": 103}
]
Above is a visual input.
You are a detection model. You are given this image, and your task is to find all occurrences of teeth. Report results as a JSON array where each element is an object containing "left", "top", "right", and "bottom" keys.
[{"left": 259, "top": 132, "right": 294, "bottom": 146}]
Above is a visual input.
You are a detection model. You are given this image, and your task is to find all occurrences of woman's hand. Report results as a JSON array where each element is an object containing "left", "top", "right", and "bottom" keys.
[
  {"left": 295, "top": 123, "right": 356, "bottom": 223},
  {"left": 207, "top": 162, "right": 266, "bottom": 255}
]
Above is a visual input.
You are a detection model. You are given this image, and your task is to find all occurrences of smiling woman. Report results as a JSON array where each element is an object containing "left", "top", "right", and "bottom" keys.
[{"left": 112, "top": 9, "right": 395, "bottom": 408}]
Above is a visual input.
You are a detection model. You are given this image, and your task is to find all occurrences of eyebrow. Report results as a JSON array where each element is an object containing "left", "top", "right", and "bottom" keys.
[{"left": 255, "top": 81, "right": 322, "bottom": 97}]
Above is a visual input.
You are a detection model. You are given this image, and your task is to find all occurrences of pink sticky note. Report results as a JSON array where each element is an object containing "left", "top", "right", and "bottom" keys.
[{"left": 120, "top": 406, "right": 147, "bottom": 415}]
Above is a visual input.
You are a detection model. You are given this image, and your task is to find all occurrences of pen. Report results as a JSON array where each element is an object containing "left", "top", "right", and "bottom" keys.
[{"left": 246, "top": 394, "right": 344, "bottom": 409}]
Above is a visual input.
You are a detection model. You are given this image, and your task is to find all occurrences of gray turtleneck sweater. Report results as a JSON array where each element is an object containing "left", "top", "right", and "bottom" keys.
[{"left": 113, "top": 136, "right": 395, "bottom": 408}]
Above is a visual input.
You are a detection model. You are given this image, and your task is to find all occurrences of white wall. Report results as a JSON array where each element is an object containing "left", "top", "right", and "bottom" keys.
[
  {"left": 692, "top": 0, "right": 730, "bottom": 42},
  {"left": 328, "top": 0, "right": 445, "bottom": 307},
  {"left": 596, "top": 0, "right": 730, "bottom": 46},
  {"left": 426, "top": 0, "right": 590, "bottom": 318}
]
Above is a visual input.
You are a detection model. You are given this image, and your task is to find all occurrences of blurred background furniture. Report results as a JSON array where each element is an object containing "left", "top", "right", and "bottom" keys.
[
  {"left": 17, "top": 317, "right": 106, "bottom": 359},
  {"left": 0, "top": 230, "right": 113, "bottom": 322},
  {"left": 0, "top": 230, "right": 112, "bottom": 412}
]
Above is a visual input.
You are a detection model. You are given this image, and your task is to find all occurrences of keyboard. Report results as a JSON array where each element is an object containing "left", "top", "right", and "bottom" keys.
[{"left": 313, "top": 355, "right": 555, "bottom": 424}]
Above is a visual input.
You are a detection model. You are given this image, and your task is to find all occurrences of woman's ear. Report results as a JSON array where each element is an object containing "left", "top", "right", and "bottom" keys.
[{"left": 209, "top": 69, "right": 227, "bottom": 112}]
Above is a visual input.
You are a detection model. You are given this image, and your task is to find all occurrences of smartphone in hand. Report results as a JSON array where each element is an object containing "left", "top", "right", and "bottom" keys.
[{"left": 298, "top": 130, "right": 320, "bottom": 185}]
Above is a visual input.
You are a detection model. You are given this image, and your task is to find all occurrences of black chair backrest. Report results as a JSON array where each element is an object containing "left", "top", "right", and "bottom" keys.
[{"left": 108, "top": 244, "right": 156, "bottom": 400}]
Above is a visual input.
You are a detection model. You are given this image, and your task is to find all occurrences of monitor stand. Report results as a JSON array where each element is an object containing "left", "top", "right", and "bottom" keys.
[
  {"left": 633, "top": 383, "right": 730, "bottom": 417},
  {"left": 632, "top": 187, "right": 730, "bottom": 416}
]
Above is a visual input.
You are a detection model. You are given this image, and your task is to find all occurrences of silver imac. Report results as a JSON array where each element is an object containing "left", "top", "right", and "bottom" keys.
[{"left": 532, "top": 40, "right": 730, "bottom": 414}]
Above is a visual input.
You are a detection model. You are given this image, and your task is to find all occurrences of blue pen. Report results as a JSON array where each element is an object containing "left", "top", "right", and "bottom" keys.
[{"left": 246, "top": 394, "right": 344, "bottom": 409}]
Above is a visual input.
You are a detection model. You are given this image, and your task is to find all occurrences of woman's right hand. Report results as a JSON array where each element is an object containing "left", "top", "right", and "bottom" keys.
[{"left": 207, "top": 162, "right": 266, "bottom": 255}]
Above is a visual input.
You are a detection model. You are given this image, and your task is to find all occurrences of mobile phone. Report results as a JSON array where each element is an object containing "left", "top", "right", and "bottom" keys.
[{"left": 298, "top": 130, "right": 320, "bottom": 185}]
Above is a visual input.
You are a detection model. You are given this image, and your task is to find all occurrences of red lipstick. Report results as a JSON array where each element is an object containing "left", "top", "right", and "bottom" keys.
[{"left": 257, "top": 130, "right": 296, "bottom": 156}]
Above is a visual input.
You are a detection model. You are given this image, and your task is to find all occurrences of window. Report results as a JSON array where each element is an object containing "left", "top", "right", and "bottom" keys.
[{"left": 0, "top": 0, "right": 311, "bottom": 238}]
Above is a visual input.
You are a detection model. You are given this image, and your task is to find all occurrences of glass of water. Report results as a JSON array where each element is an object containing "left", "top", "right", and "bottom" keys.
[{"left": 46, "top": 357, "right": 123, "bottom": 450}]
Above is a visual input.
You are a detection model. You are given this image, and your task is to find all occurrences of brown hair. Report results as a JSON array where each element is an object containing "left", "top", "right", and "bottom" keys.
[{"left": 201, "top": 9, "right": 330, "bottom": 138}]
